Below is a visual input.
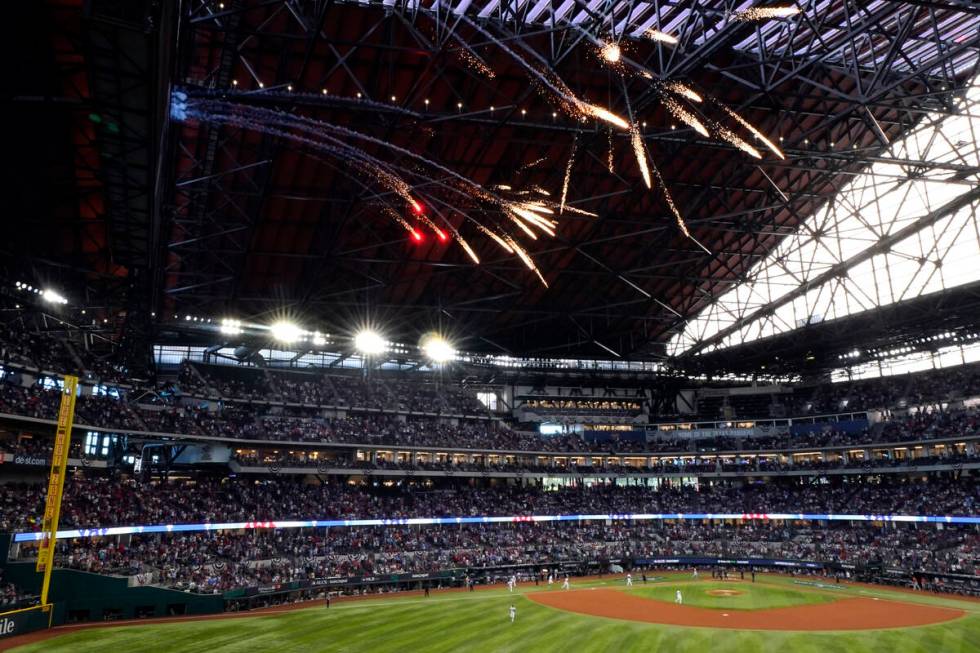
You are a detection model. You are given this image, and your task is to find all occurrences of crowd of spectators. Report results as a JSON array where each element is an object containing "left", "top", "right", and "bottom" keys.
[
  {"left": 2, "top": 475, "right": 976, "bottom": 533},
  {"left": 3, "top": 373, "right": 979, "bottom": 457},
  {"left": 15, "top": 516, "right": 977, "bottom": 595},
  {"left": 695, "top": 363, "right": 980, "bottom": 420}
]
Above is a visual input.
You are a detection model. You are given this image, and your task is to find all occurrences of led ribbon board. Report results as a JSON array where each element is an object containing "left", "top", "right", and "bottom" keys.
[{"left": 13, "top": 511, "right": 980, "bottom": 542}]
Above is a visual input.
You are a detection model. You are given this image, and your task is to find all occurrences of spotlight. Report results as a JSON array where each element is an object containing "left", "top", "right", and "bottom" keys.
[
  {"left": 421, "top": 334, "right": 456, "bottom": 363},
  {"left": 312, "top": 331, "right": 327, "bottom": 347},
  {"left": 411, "top": 230, "right": 424, "bottom": 243},
  {"left": 220, "top": 319, "right": 243, "bottom": 336},
  {"left": 354, "top": 330, "right": 387, "bottom": 355},
  {"left": 41, "top": 289, "right": 69, "bottom": 305},
  {"left": 270, "top": 321, "right": 303, "bottom": 343}
]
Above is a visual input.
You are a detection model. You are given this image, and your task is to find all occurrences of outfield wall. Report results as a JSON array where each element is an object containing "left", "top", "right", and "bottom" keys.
[{"left": 1, "top": 541, "right": 224, "bottom": 626}]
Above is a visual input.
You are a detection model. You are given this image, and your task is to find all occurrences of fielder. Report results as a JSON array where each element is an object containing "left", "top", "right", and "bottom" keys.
[
  {"left": 507, "top": 576, "right": 515, "bottom": 593},
  {"left": 562, "top": 575, "right": 570, "bottom": 590},
  {"left": 626, "top": 573, "right": 633, "bottom": 587},
  {"left": 692, "top": 568, "right": 699, "bottom": 580},
  {"left": 509, "top": 605, "right": 516, "bottom": 623},
  {"left": 547, "top": 573, "right": 553, "bottom": 587},
  {"left": 675, "top": 589, "right": 683, "bottom": 605}
]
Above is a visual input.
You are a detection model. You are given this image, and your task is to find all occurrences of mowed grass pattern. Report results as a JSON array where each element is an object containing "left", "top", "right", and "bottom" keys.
[
  {"left": 10, "top": 575, "right": 980, "bottom": 653},
  {"left": 627, "top": 581, "right": 836, "bottom": 610}
]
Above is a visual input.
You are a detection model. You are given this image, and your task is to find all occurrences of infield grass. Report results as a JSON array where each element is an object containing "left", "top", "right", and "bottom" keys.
[
  {"left": 9, "top": 573, "right": 980, "bottom": 653},
  {"left": 627, "top": 581, "right": 835, "bottom": 610}
]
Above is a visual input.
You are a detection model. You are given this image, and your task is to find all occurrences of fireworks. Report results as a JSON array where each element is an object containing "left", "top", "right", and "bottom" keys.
[
  {"left": 607, "top": 128, "right": 615, "bottom": 174},
  {"left": 662, "top": 96, "right": 710, "bottom": 137},
  {"left": 733, "top": 5, "right": 801, "bottom": 21},
  {"left": 718, "top": 104, "right": 786, "bottom": 160},
  {"left": 457, "top": 235, "right": 481, "bottom": 264},
  {"left": 711, "top": 122, "right": 763, "bottom": 159},
  {"left": 476, "top": 224, "right": 515, "bottom": 254},
  {"left": 560, "top": 134, "right": 578, "bottom": 214},
  {"left": 647, "top": 157, "right": 692, "bottom": 241},
  {"left": 576, "top": 100, "right": 630, "bottom": 130},
  {"left": 631, "top": 126, "right": 652, "bottom": 189},
  {"left": 666, "top": 82, "right": 703, "bottom": 103},
  {"left": 382, "top": 206, "right": 422, "bottom": 240},
  {"left": 461, "top": 16, "right": 627, "bottom": 131},
  {"left": 600, "top": 42, "right": 622, "bottom": 63},
  {"left": 645, "top": 29, "right": 679, "bottom": 44}
]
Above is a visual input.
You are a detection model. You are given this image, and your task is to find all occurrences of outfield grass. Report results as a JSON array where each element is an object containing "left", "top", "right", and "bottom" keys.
[
  {"left": 627, "top": 581, "right": 835, "bottom": 610},
  {"left": 10, "top": 574, "right": 980, "bottom": 653}
]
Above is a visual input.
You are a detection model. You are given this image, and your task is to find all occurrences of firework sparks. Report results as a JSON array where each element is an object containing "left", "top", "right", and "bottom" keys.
[
  {"left": 600, "top": 41, "right": 622, "bottom": 63},
  {"left": 560, "top": 135, "right": 578, "bottom": 214},
  {"left": 631, "top": 126, "right": 652, "bottom": 189},
  {"left": 607, "top": 128, "right": 615, "bottom": 173},
  {"left": 561, "top": 205, "right": 598, "bottom": 218},
  {"left": 381, "top": 206, "right": 423, "bottom": 240},
  {"left": 181, "top": 83, "right": 594, "bottom": 287},
  {"left": 646, "top": 29, "right": 679, "bottom": 44},
  {"left": 733, "top": 5, "right": 801, "bottom": 21},
  {"left": 576, "top": 100, "right": 630, "bottom": 130},
  {"left": 457, "top": 47, "right": 495, "bottom": 79},
  {"left": 711, "top": 121, "right": 763, "bottom": 159},
  {"left": 417, "top": 213, "right": 450, "bottom": 241},
  {"left": 519, "top": 156, "right": 548, "bottom": 171},
  {"left": 717, "top": 104, "right": 786, "bottom": 159},
  {"left": 662, "top": 96, "right": 710, "bottom": 137},
  {"left": 461, "top": 16, "right": 627, "bottom": 131},
  {"left": 457, "top": 234, "right": 481, "bottom": 264},
  {"left": 645, "top": 156, "right": 690, "bottom": 241},
  {"left": 666, "top": 82, "right": 703, "bottom": 103},
  {"left": 509, "top": 204, "right": 557, "bottom": 237}
]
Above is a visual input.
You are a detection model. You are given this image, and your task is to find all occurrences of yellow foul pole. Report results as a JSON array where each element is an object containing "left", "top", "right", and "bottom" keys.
[{"left": 36, "top": 375, "right": 78, "bottom": 605}]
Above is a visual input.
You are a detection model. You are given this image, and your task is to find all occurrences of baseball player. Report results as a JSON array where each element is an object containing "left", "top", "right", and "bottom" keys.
[
  {"left": 692, "top": 568, "right": 699, "bottom": 580},
  {"left": 675, "top": 589, "right": 683, "bottom": 605},
  {"left": 562, "top": 575, "right": 570, "bottom": 590},
  {"left": 626, "top": 573, "right": 633, "bottom": 587},
  {"left": 548, "top": 573, "right": 554, "bottom": 587},
  {"left": 507, "top": 576, "right": 515, "bottom": 593},
  {"left": 509, "top": 604, "right": 517, "bottom": 623}
]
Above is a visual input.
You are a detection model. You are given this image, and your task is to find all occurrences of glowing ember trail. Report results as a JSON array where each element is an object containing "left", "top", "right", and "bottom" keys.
[
  {"left": 631, "top": 126, "right": 652, "bottom": 189},
  {"left": 382, "top": 206, "right": 422, "bottom": 238},
  {"left": 734, "top": 6, "right": 801, "bottom": 21},
  {"left": 577, "top": 100, "right": 630, "bottom": 130},
  {"left": 718, "top": 104, "right": 786, "bottom": 160},
  {"left": 457, "top": 235, "right": 480, "bottom": 264},
  {"left": 711, "top": 122, "right": 763, "bottom": 159},
  {"left": 666, "top": 82, "right": 703, "bottom": 103},
  {"left": 662, "top": 97, "right": 709, "bottom": 137},
  {"left": 560, "top": 135, "right": 578, "bottom": 214},
  {"left": 646, "top": 29, "right": 678, "bottom": 44},
  {"left": 477, "top": 224, "right": 515, "bottom": 254},
  {"left": 607, "top": 128, "right": 615, "bottom": 173}
]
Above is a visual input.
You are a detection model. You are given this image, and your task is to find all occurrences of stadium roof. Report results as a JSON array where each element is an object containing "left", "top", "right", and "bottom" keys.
[{"left": 10, "top": 0, "right": 980, "bottom": 373}]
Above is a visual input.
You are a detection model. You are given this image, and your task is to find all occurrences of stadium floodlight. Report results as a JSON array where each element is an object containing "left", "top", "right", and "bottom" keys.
[
  {"left": 354, "top": 329, "right": 386, "bottom": 355},
  {"left": 421, "top": 334, "right": 456, "bottom": 363},
  {"left": 312, "top": 331, "right": 327, "bottom": 347},
  {"left": 220, "top": 319, "right": 243, "bottom": 336},
  {"left": 41, "top": 289, "right": 69, "bottom": 305},
  {"left": 270, "top": 321, "right": 303, "bottom": 343}
]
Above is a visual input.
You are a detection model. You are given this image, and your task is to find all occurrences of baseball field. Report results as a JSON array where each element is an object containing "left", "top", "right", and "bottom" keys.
[{"left": 6, "top": 573, "right": 979, "bottom": 652}]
